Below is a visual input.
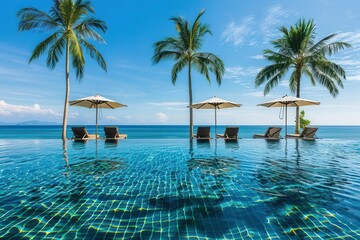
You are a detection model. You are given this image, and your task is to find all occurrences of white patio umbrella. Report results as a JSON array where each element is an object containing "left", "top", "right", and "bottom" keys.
[
  {"left": 257, "top": 95, "right": 320, "bottom": 137},
  {"left": 189, "top": 96, "right": 242, "bottom": 136},
  {"left": 69, "top": 94, "right": 127, "bottom": 137}
]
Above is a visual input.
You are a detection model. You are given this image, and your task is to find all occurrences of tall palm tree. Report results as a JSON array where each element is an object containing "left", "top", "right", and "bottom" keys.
[
  {"left": 255, "top": 19, "right": 350, "bottom": 133},
  {"left": 153, "top": 10, "right": 225, "bottom": 139},
  {"left": 17, "top": 0, "right": 107, "bottom": 141}
]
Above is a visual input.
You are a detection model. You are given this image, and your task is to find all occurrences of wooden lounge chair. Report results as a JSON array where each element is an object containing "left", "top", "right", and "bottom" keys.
[
  {"left": 104, "top": 126, "right": 127, "bottom": 140},
  {"left": 70, "top": 127, "right": 99, "bottom": 140},
  {"left": 217, "top": 127, "right": 239, "bottom": 140},
  {"left": 193, "top": 126, "right": 211, "bottom": 140},
  {"left": 253, "top": 127, "right": 282, "bottom": 139},
  {"left": 286, "top": 127, "right": 319, "bottom": 140}
]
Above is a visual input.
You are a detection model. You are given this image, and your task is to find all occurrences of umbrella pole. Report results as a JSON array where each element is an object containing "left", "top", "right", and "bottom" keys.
[
  {"left": 96, "top": 105, "right": 98, "bottom": 138},
  {"left": 215, "top": 107, "right": 217, "bottom": 137},
  {"left": 96, "top": 105, "right": 98, "bottom": 160},
  {"left": 285, "top": 104, "right": 288, "bottom": 138}
]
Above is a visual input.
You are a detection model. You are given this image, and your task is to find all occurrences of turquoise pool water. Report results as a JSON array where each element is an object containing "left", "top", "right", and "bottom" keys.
[{"left": 0, "top": 139, "right": 359, "bottom": 239}]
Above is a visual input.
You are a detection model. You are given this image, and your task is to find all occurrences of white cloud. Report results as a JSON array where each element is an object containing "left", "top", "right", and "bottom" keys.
[
  {"left": 336, "top": 59, "right": 360, "bottom": 66},
  {"left": 0, "top": 100, "right": 60, "bottom": 117},
  {"left": 347, "top": 75, "right": 360, "bottom": 81},
  {"left": 251, "top": 55, "right": 265, "bottom": 60},
  {"left": 222, "top": 5, "right": 293, "bottom": 48},
  {"left": 224, "top": 66, "right": 262, "bottom": 84},
  {"left": 279, "top": 80, "right": 289, "bottom": 87},
  {"left": 125, "top": 115, "right": 146, "bottom": 123},
  {"left": 105, "top": 115, "right": 120, "bottom": 121},
  {"left": 244, "top": 91, "right": 268, "bottom": 97},
  {"left": 153, "top": 112, "right": 169, "bottom": 123},
  {"left": 261, "top": 5, "right": 291, "bottom": 42},
  {"left": 222, "top": 16, "right": 255, "bottom": 47},
  {"left": 148, "top": 102, "right": 187, "bottom": 106},
  {"left": 331, "top": 31, "right": 360, "bottom": 81}
]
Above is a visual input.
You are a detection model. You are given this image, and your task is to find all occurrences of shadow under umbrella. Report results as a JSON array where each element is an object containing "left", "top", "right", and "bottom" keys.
[
  {"left": 253, "top": 143, "right": 350, "bottom": 238},
  {"left": 174, "top": 150, "right": 243, "bottom": 238},
  {"left": 68, "top": 139, "right": 126, "bottom": 176},
  {"left": 68, "top": 158, "right": 127, "bottom": 176},
  {"left": 224, "top": 139, "right": 239, "bottom": 149}
]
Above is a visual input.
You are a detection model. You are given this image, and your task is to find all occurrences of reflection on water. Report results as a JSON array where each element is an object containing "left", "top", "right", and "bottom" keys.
[
  {"left": 256, "top": 139, "right": 355, "bottom": 238},
  {"left": 0, "top": 139, "right": 359, "bottom": 239},
  {"left": 68, "top": 159, "right": 126, "bottom": 176}
]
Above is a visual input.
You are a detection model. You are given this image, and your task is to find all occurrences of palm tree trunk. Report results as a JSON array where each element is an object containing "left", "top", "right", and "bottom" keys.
[
  {"left": 295, "top": 70, "right": 301, "bottom": 134},
  {"left": 188, "top": 62, "right": 193, "bottom": 139},
  {"left": 62, "top": 40, "right": 70, "bottom": 141}
]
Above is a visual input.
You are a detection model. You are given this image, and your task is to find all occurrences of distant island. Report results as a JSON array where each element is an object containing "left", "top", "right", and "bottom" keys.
[
  {"left": 16, "top": 120, "right": 59, "bottom": 125},
  {"left": 0, "top": 120, "right": 60, "bottom": 125},
  {"left": 0, "top": 120, "right": 58, "bottom": 126}
]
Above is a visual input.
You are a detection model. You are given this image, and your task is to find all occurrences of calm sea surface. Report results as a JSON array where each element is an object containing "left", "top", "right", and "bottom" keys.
[
  {"left": 0, "top": 126, "right": 359, "bottom": 238},
  {"left": 0, "top": 125, "right": 359, "bottom": 139}
]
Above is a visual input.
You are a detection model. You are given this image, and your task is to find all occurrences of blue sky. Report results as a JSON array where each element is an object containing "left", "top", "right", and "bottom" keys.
[{"left": 1, "top": 0, "right": 360, "bottom": 125}]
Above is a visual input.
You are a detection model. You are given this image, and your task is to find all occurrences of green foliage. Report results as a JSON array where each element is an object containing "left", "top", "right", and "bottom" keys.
[
  {"left": 18, "top": 0, "right": 107, "bottom": 140},
  {"left": 17, "top": 0, "right": 107, "bottom": 79},
  {"left": 255, "top": 18, "right": 350, "bottom": 97},
  {"left": 299, "top": 110, "right": 311, "bottom": 129},
  {"left": 152, "top": 9, "right": 225, "bottom": 85}
]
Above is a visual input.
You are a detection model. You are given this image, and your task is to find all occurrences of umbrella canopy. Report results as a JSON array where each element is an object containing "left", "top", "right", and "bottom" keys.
[
  {"left": 69, "top": 94, "right": 127, "bottom": 109},
  {"left": 257, "top": 95, "right": 320, "bottom": 108},
  {"left": 257, "top": 95, "right": 320, "bottom": 137},
  {"left": 69, "top": 94, "right": 127, "bottom": 137},
  {"left": 190, "top": 96, "right": 242, "bottom": 109},
  {"left": 189, "top": 96, "right": 242, "bottom": 137}
]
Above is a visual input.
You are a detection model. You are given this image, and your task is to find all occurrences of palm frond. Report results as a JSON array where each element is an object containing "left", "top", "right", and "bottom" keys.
[
  {"left": 193, "top": 52, "right": 225, "bottom": 85},
  {"left": 263, "top": 49, "right": 293, "bottom": 63},
  {"left": 29, "top": 32, "right": 60, "bottom": 63},
  {"left": 313, "top": 61, "right": 345, "bottom": 88},
  {"left": 59, "top": 28, "right": 85, "bottom": 79},
  {"left": 316, "top": 42, "right": 351, "bottom": 56},
  {"left": 17, "top": 7, "right": 59, "bottom": 31},
  {"left": 302, "top": 67, "right": 316, "bottom": 86},
  {"left": 71, "top": 53, "right": 85, "bottom": 79},
  {"left": 72, "top": 0, "right": 96, "bottom": 26},
  {"left": 153, "top": 37, "right": 184, "bottom": 54},
  {"left": 46, "top": 37, "right": 65, "bottom": 69},
  {"left": 75, "top": 17, "right": 107, "bottom": 34},
  {"left": 152, "top": 50, "right": 181, "bottom": 64},
  {"left": 153, "top": 11, "right": 223, "bottom": 87},
  {"left": 79, "top": 39, "right": 107, "bottom": 71},
  {"left": 311, "top": 67, "right": 339, "bottom": 97},
  {"left": 257, "top": 18, "right": 349, "bottom": 99},
  {"left": 75, "top": 18, "right": 107, "bottom": 43},
  {"left": 263, "top": 68, "right": 288, "bottom": 95},
  {"left": 171, "top": 57, "right": 188, "bottom": 84},
  {"left": 288, "top": 70, "right": 298, "bottom": 93},
  {"left": 255, "top": 63, "right": 290, "bottom": 87},
  {"left": 192, "top": 58, "right": 210, "bottom": 83},
  {"left": 68, "top": 29, "right": 83, "bottom": 60},
  {"left": 309, "top": 33, "right": 336, "bottom": 52}
]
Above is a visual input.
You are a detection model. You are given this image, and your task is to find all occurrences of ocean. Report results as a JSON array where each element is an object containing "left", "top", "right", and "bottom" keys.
[{"left": 0, "top": 125, "right": 359, "bottom": 139}]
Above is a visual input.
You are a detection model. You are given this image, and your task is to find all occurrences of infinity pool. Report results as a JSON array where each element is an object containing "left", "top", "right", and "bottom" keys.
[{"left": 0, "top": 139, "right": 359, "bottom": 239}]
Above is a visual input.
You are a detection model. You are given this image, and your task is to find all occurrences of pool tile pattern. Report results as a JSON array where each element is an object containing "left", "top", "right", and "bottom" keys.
[{"left": 0, "top": 139, "right": 359, "bottom": 239}]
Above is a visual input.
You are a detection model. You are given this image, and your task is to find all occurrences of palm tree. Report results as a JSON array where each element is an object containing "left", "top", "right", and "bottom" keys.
[
  {"left": 152, "top": 10, "right": 225, "bottom": 139},
  {"left": 17, "top": 0, "right": 107, "bottom": 141},
  {"left": 255, "top": 19, "right": 350, "bottom": 133}
]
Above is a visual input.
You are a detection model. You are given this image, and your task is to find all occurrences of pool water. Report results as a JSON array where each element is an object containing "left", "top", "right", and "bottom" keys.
[{"left": 0, "top": 139, "right": 359, "bottom": 239}]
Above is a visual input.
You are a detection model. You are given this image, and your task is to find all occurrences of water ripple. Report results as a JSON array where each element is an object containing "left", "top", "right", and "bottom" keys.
[{"left": 0, "top": 139, "right": 359, "bottom": 239}]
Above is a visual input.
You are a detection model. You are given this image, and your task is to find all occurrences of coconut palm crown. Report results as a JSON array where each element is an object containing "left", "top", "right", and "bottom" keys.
[
  {"left": 255, "top": 19, "right": 350, "bottom": 133},
  {"left": 17, "top": 0, "right": 107, "bottom": 141},
  {"left": 152, "top": 10, "right": 225, "bottom": 139}
]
